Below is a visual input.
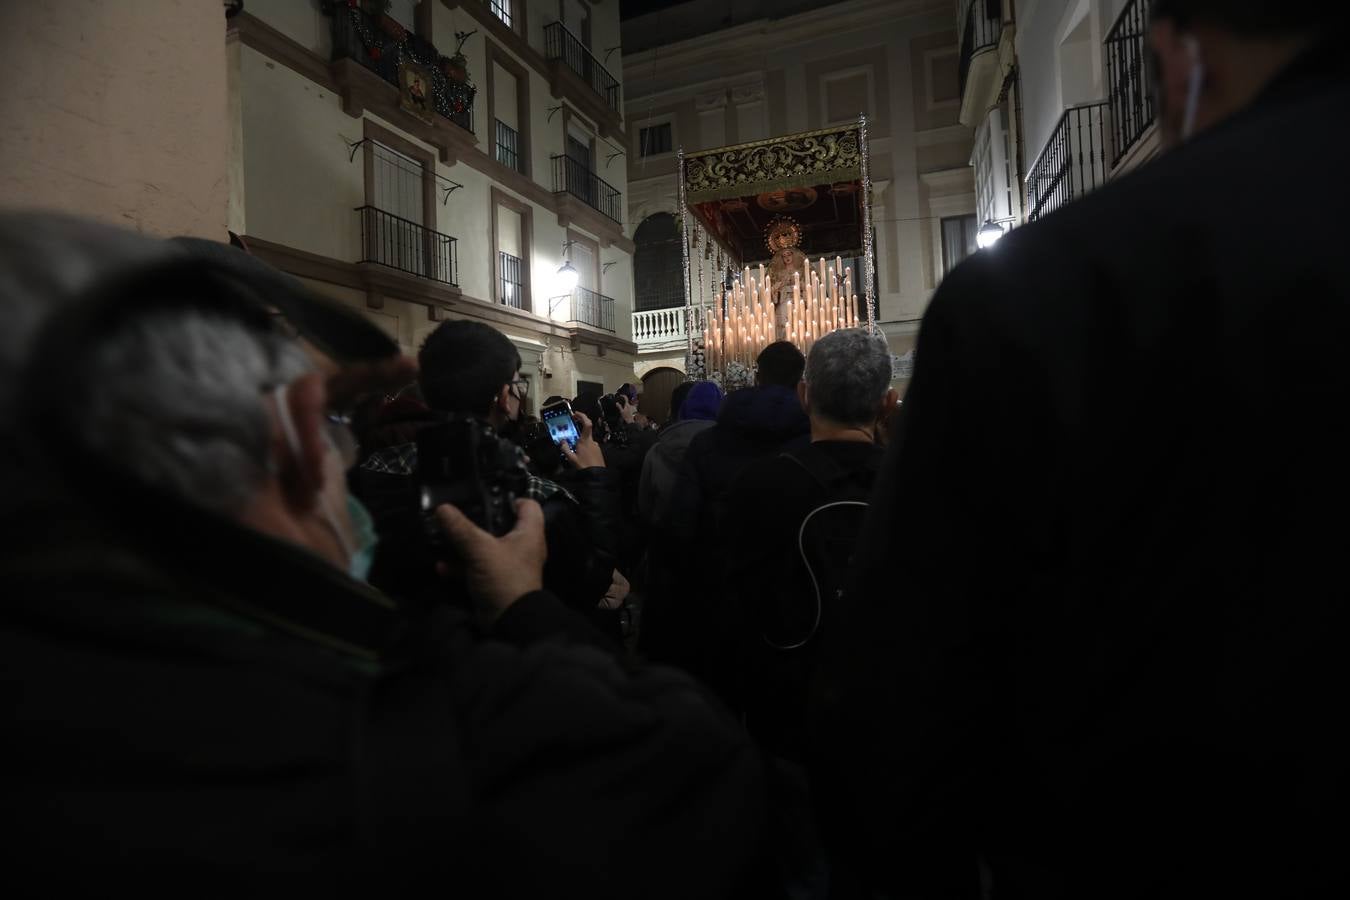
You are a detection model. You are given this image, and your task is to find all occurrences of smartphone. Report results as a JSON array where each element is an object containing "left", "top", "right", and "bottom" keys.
[{"left": 541, "top": 399, "right": 580, "bottom": 450}]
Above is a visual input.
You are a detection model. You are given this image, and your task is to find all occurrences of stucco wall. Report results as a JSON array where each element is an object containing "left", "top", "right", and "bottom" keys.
[
  {"left": 240, "top": 45, "right": 365, "bottom": 261},
  {"left": 0, "top": 0, "right": 228, "bottom": 238}
]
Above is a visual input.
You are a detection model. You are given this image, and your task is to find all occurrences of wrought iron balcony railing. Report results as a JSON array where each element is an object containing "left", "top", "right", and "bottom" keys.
[
  {"left": 551, "top": 155, "right": 623, "bottom": 223},
  {"left": 556, "top": 286, "right": 616, "bottom": 332},
  {"left": 330, "top": 5, "right": 474, "bottom": 133},
  {"left": 544, "top": 21, "right": 620, "bottom": 113},
  {"left": 958, "top": 0, "right": 1004, "bottom": 99},
  {"left": 356, "top": 206, "right": 458, "bottom": 286},
  {"left": 495, "top": 119, "right": 521, "bottom": 172},
  {"left": 1105, "top": 0, "right": 1155, "bottom": 168},
  {"left": 1026, "top": 102, "right": 1110, "bottom": 223},
  {"left": 499, "top": 250, "right": 525, "bottom": 310}
]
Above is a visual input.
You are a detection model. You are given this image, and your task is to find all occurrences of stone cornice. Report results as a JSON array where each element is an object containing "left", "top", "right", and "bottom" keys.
[
  {"left": 553, "top": 194, "right": 634, "bottom": 254},
  {"left": 331, "top": 58, "right": 481, "bottom": 164},
  {"left": 244, "top": 236, "right": 636, "bottom": 356},
  {"left": 228, "top": 11, "right": 336, "bottom": 91}
]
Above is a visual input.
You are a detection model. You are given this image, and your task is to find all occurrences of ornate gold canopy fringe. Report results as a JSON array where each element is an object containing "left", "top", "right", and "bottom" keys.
[{"left": 681, "top": 124, "right": 864, "bottom": 204}]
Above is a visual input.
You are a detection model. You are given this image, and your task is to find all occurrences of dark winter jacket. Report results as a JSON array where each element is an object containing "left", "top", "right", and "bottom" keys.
[
  {"left": 638, "top": 417, "right": 716, "bottom": 527},
  {"left": 724, "top": 440, "right": 883, "bottom": 761},
  {"left": 673, "top": 384, "right": 810, "bottom": 540},
  {"left": 812, "top": 43, "right": 1350, "bottom": 900},
  {"left": 0, "top": 473, "right": 766, "bottom": 894},
  {"left": 645, "top": 386, "right": 809, "bottom": 705}
]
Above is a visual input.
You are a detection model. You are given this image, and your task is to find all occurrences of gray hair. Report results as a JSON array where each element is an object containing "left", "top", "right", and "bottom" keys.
[
  {"left": 74, "top": 308, "right": 311, "bottom": 516},
  {"left": 803, "top": 328, "right": 893, "bottom": 427},
  {"left": 0, "top": 212, "right": 170, "bottom": 424}
]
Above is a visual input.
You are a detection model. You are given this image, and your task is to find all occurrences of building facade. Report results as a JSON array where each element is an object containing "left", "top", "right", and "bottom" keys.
[
  {"left": 622, "top": 0, "right": 977, "bottom": 398},
  {"left": 229, "top": 0, "right": 640, "bottom": 410},
  {"left": 0, "top": 1, "right": 228, "bottom": 239},
  {"left": 958, "top": 0, "right": 1158, "bottom": 244}
]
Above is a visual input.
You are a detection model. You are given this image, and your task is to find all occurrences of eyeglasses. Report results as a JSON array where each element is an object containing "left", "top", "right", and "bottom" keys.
[
  {"left": 270, "top": 383, "right": 360, "bottom": 471},
  {"left": 509, "top": 378, "right": 530, "bottom": 400}
]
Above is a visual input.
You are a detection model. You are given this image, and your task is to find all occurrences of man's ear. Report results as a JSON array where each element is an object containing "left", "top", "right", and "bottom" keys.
[
  {"left": 273, "top": 371, "right": 329, "bottom": 510},
  {"left": 797, "top": 380, "right": 809, "bottom": 413}
]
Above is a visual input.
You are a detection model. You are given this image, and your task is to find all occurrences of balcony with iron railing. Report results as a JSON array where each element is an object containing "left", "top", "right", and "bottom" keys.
[
  {"left": 1025, "top": 102, "right": 1110, "bottom": 223},
  {"left": 958, "top": 0, "right": 1004, "bottom": 99},
  {"left": 552, "top": 155, "right": 623, "bottom": 224},
  {"left": 329, "top": 5, "right": 474, "bottom": 134},
  {"left": 554, "top": 286, "right": 616, "bottom": 333},
  {"left": 544, "top": 21, "right": 620, "bottom": 113},
  {"left": 1105, "top": 0, "right": 1155, "bottom": 169},
  {"left": 356, "top": 205, "right": 458, "bottom": 286}
]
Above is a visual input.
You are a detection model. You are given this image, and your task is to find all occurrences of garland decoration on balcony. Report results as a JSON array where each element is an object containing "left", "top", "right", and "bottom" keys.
[{"left": 332, "top": 0, "right": 477, "bottom": 119}]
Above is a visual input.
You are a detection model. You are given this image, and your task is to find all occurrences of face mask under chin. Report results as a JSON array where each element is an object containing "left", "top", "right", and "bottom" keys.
[{"left": 272, "top": 383, "right": 380, "bottom": 582}]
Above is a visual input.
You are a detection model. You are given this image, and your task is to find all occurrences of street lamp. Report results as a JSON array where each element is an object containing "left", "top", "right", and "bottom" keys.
[
  {"left": 555, "top": 259, "right": 579, "bottom": 292},
  {"left": 976, "top": 219, "right": 1007, "bottom": 249}
]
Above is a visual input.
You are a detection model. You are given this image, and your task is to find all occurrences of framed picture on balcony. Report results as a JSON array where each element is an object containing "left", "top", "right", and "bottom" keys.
[{"left": 398, "top": 60, "right": 436, "bottom": 125}]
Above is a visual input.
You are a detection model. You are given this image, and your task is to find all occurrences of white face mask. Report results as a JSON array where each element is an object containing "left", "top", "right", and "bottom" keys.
[{"left": 271, "top": 384, "right": 379, "bottom": 581}]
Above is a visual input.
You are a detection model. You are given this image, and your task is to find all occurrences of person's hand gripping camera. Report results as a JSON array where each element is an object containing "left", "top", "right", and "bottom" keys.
[{"left": 436, "top": 498, "right": 547, "bottom": 625}]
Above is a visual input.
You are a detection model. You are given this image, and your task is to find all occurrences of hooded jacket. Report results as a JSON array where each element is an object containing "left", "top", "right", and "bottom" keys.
[
  {"left": 638, "top": 382, "right": 723, "bottom": 527},
  {"left": 674, "top": 384, "right": 810, "bottom": 539}
]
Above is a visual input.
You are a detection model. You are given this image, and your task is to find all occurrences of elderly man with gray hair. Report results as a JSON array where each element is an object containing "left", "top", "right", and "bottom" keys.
[
  {"left": 0, "top": 213, "right": 765, "bottom": 894},
  {"left": 720, "top": 327, "right": 896, "bottom": 900}
]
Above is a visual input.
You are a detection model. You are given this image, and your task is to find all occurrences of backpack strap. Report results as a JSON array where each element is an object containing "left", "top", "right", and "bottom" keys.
[{"left": 777, "top": 446, "right": 852, "bottom": 496}]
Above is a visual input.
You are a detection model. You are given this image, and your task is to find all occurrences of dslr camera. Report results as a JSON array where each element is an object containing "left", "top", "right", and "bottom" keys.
[{"left": 415, "top": 416, "right": 532, "bottom": 549}]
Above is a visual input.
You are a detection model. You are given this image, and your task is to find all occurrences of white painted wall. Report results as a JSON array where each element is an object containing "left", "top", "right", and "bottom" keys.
[
  {"left": 240, "top": 46, "right": 365, "bottom": 260},
  {"left": 1017, "top": 0, "right": 1073, "bottom": 163},
  {"left": 247, "top": 0, "right": 332, "bottom": 56},
  {"left": 1018, "top": 0, "right": 1128, "bottom": 167}
]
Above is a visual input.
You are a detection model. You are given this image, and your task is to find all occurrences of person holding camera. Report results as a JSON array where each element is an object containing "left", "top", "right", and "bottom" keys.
[
  {"left": 354, "top": 319, "right": 623, "bottom": 621},
  {"left": 0, "top": 215, "right": 766, "bottom": 893}
]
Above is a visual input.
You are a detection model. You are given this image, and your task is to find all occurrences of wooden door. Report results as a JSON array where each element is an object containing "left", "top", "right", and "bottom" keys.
[{"left": 641, "top": 367, "right": 686, "bottom": 426}]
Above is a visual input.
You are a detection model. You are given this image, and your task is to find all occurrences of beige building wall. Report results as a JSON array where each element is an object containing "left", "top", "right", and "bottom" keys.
[
  {"left": 0, "top": 0, "right": 228, "bottom": 238},
  {"left": 623, "top": 0, "right": 975, "bottom": 383}
]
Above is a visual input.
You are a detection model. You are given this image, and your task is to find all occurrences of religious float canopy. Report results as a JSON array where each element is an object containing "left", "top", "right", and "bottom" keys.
[{"left": 678, "top": 116, "right": 876, "bottom": 386}]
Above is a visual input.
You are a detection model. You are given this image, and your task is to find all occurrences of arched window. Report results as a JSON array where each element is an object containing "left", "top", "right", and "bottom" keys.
[{"left": 633, "top": 213, "right": 684, "bottom": 312}]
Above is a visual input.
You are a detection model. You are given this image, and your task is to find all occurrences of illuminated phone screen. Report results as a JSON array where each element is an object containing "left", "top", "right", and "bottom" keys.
[{"left": 543, "top": 406, "right": 580, "bottom": 449}]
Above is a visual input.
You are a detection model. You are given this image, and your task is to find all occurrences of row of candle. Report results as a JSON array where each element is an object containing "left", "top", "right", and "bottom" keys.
[{"left": 701, "top": 255, "right": 860, "bottom": 374}]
